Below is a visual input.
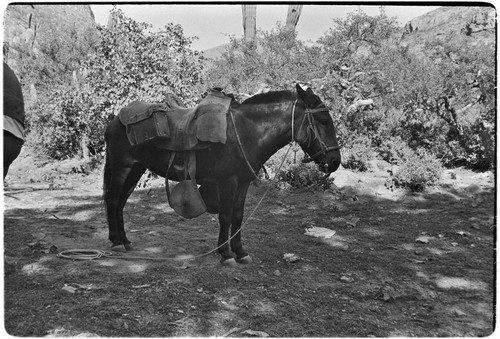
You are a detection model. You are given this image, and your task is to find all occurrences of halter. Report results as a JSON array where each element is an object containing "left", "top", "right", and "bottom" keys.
[
  {"left": 291, "top": 100, "right": 342, "bottom": 165},
  {"left": 231, "top": 98, "right": 341, "bottom": 180}
]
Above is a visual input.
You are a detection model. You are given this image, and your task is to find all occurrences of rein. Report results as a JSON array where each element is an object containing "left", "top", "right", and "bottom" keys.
[{"left": 231, "top": 99, "right": 342, "bottom": 178}]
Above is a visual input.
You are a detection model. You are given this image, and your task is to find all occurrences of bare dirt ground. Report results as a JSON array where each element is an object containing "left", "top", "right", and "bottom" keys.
[{"left": 3, "top": 149, "right": 496, "bottom": 337}]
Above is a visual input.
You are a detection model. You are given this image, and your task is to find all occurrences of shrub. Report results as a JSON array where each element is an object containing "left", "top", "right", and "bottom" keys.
[
  {"left": 392, "top": 147, "right": 443, "bottom": 192},
  {"left": 277, "top": 162, "right": 333, "bottom": 190},
  {"left": 379, "top": 136, "right": 410, "bottom": 164},
  {"left": 452, "top": 119, "right": 495, "bottom": 171},
  {"left": 27, "top": 89, "right": 107, "bottom": 160},
  {"left": 341, "top": 134, "right": 374, "bottom": 171}
]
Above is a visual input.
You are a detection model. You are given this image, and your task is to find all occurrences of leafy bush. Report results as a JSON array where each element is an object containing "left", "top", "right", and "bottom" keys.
[
  {"left": 392, "top": 146, "right": 443, "bottom": 192},
  {"left": 379, "top": 136, "right": 411, "bottom": 164},
  {"left": 27, "top": 89, "right": 107, "bottom": 160},
  {"left": 277, "top": 162, "right": 333, "bottom": 190},
  {"left": 26, "top": 8, "right": 205, "bottom": 160},
  {"left": 341, "top": 134, "right": 374, "bottom": 171},
  {"left": 445, "top": 118, "right": 495, "bottom": 171}
]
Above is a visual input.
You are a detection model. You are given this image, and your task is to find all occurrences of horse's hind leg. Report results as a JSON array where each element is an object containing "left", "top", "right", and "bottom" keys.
[
  {"left": 104, "top": 152, "right": 146, "bottom": 250},
  {"left": 230, "top": 181, "right": 252, "bottom": 264},
  {"left": 217, "top": 177, "right": 238, "bottom": 265}
]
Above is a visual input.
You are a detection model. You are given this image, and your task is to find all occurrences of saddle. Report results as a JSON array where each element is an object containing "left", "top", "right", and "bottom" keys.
[
  {"left": 117, "top": 89, "right": 232, "bottom": 218},
  {"left": 118, "top": 89, "right": 231, "bottom": 151}
]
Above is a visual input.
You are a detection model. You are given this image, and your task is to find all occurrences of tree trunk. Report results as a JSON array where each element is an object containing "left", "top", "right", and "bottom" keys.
[{"left": 80, "top": 135, "right": 89, "bottom": 161}]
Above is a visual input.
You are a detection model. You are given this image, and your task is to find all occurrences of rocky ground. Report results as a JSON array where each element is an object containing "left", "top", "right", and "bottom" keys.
[{"left": 3, "top": 150, "right": 496, "bottom": 337}]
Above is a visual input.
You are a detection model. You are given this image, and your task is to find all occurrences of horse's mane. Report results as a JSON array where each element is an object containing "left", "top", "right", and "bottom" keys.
[{"left": 242, "top": 90, "right": 296, "bottom": 105}]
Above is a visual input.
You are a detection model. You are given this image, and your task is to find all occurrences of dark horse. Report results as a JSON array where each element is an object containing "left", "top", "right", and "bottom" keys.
[
  {"left": 3, "top": 62, "right": 25, "bottom": 179},
  {"left": 103, "top": 84, "right": 341, "bottom": 265}
]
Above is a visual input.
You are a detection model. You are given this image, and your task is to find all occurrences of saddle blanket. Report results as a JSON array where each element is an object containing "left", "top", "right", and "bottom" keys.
[{"left": 118, "top": 91, "right": 232, "bottom": 151}]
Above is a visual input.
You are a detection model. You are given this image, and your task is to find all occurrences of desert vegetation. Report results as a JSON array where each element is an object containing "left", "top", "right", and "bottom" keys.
[{"left": 8, "top": 6, "right": 496, "bottom": 191}]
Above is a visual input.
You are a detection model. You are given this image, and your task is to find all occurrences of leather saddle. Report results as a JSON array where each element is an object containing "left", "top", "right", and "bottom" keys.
[{"left": 118, "top": 89, "right": 232, "bottom": 151}]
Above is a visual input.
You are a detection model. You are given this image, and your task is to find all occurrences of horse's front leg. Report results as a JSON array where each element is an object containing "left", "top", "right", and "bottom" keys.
[{"left": 230, "top": 181, "right": 252, "bottom": 264}]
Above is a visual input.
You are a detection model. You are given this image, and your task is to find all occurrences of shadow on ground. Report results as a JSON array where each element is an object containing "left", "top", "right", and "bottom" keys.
[{"left": 3, "top": 167, "right": 496, "bottom": 337}]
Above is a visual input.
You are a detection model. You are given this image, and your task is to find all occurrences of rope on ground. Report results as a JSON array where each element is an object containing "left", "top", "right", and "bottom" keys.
[{"left": 57, "top": 249, "right": 113, "bottom": 260}]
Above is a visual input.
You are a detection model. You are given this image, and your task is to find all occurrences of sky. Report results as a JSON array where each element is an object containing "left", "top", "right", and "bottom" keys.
[{"left": 90, "top": 3, "right": 441, "bottom": 51}]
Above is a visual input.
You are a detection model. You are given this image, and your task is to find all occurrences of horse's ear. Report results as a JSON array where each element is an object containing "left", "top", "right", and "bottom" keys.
[{"left": 296, "top": 83, "right": 314, "bottom": 106}]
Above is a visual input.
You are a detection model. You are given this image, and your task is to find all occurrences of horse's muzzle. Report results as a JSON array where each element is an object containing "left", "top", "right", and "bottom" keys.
[{"left": 320, "top": 158, "right": 340, "bottom": 174}]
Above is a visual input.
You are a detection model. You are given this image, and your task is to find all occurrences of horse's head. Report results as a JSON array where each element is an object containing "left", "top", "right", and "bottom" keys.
[{"left": 295, "top": 84, "right": 341, "bottom": 174}]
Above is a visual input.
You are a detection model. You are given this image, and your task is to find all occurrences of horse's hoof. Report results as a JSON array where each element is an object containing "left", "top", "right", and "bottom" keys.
[
  {"left": 236, "top": 255, "right": 252, "bottom": 265},
  {"left": 111, "top": 244, "right": 126, "bottom": 253},
  {"left": 124, "top": 243, "right": 135, "bottom": 251},
  {"left": 220, "top": 258, "right": 237, "bottom": 268}
]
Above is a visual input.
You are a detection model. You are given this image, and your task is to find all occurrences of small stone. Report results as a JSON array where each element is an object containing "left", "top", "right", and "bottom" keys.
[
  {"left": 273, "top": 270, "right": 282, "bottom": 277},
  {"left": 340, "top": 275, "right": 354, "bottom": 283},
  {"left": 283, "top": 253, "right": 301, "bottom": 263},
  {"left": 62, "top": 285, "right": 77, "bottom": 294},
  {"left": 416, "top": 236, "right": 430, "bottom": 244},
  {"left": 414, "top": 248, "right": 425, "bottom": 255},
  {"left": 148, "top": 216, "right": 156, "bottom": 222}
]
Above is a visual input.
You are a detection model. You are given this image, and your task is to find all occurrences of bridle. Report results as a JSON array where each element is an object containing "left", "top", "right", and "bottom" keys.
[
  {"left": 230, "top": 97, "right": 342, "bottom": 180},
  {"left": 291, "top": 100, "right": 342, "bottom": 167}
]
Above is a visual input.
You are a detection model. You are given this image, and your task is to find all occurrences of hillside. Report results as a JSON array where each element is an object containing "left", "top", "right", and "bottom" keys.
[
  {"left": 406, "top": 5, "right": 494, "bottom": 35},
  {"left": 3, "top": 4, "right": 96, "bottom": 71},
  {"left": 400, "top": 5, "right": 496, "bottom": 54},
  {"left": 203, "top": 43, "right": 230, "bottom": 59}
]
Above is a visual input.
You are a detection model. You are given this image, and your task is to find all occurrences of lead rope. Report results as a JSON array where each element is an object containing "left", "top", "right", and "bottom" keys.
[
  {"left": 57, "top": 144, "right": 293, "bottom": 262},
  {"left": 58, "top": 104, "right": 299, "bottom": 262},
  {"left": 229, "top": 110, "right": 260, "bottom": 181}
]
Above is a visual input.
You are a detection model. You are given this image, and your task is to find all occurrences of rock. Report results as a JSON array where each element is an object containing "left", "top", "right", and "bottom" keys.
[
  {"left": 416, "top": 235, "right": 431, "bottom": 244},
  {"left": 453, "top": 308, "right": 466, "bottom": 316},
  {"left": 414, "top": 248, "right": 425, "bottom": 255},
  {"left": 464, "top": 184, "right": 481, "bottom": 194},
  {"left": 62, "top": 285, "right": 77, "bottom": 294},
  {"left": 282, "top": 253, "right": 301, "bottom": 263},
  {"left": 304, "top": 226, "right": 336, "bottom": 239},
  {"left": 241, "top": 329, "right": 270, "bottom": 337},
  {"left": 340, "top": 275, "right": 355, "bottom": 283},
  {"left": 408, "top": 7, "right": 494, "bottom": 34},
  {"left": 365, "top": 159, "right": 392, "bottom": 173},
  {"left": 331, "top": 169, "right": 354, "bottom": 188}
]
